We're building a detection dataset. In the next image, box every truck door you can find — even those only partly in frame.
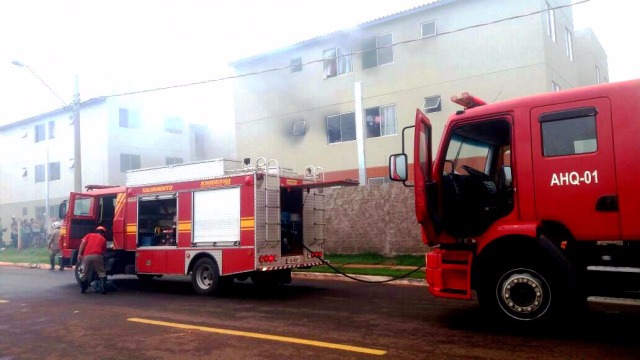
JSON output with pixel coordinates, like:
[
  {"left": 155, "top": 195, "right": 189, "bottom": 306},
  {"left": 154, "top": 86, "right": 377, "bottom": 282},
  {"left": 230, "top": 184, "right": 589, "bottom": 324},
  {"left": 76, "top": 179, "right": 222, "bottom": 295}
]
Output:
[
  {"left": 531, "top": 98, "right": 620, "bottom": 240},
  {"left": 413, "top": 109, "right": 437, "bottom": 245},
  {"left": 65, "top": 193, "right": 99, "bottom": 248}
]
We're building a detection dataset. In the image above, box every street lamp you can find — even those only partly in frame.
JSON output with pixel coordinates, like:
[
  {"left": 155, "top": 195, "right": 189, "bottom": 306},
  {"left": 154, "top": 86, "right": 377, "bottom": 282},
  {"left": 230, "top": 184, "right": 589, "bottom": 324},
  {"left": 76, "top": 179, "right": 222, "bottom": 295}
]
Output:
[{"left": 11, "top": 61, "right": 82, "bottom": 239}]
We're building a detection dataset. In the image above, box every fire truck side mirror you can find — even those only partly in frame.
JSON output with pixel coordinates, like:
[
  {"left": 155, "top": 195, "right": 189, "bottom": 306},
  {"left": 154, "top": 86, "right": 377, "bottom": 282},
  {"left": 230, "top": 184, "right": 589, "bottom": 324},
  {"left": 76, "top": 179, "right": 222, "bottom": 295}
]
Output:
[{"left": 389, "top": 153, "right": 408, "bottom": 182}]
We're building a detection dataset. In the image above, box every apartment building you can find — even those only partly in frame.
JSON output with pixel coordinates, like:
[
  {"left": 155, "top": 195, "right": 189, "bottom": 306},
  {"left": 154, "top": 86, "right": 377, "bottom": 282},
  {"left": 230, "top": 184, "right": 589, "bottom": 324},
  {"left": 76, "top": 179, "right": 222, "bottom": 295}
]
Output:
[
  {"left": 0, "top": 96, "right": 219, "bottom": 226},
  {"left": 231, "top": 0, "right": 608, "bottom": 184}
]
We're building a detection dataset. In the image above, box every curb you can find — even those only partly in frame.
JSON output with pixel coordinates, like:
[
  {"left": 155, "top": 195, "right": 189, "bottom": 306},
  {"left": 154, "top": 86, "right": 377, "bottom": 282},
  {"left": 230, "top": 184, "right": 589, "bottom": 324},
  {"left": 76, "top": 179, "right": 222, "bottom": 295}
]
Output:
[{"left": 0, "top": 262, "right": 427, "bottom": 287}]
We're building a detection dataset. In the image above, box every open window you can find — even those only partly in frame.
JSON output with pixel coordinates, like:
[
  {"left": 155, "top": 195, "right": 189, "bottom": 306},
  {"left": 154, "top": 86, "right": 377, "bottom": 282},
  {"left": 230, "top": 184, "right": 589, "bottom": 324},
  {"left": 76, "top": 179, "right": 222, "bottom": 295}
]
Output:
[{"left": 440, "top": 119, "right": 513, "bottom": 237}]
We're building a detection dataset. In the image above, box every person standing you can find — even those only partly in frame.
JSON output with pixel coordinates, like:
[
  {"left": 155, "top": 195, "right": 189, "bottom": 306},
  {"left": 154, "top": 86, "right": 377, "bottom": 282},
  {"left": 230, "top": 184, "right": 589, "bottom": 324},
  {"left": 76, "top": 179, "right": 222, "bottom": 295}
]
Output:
[
  {"left": 78, "top": 226, "right": 108, "bottom": 294},
  {"left": 47, "top": 222, "right": 63, "bottom": 271},
  {"left": 10, "top": 217, "right": 18, "bottom": 248},
  {"left": 0, "top": 217, "right": 6, "bottom": 247}
]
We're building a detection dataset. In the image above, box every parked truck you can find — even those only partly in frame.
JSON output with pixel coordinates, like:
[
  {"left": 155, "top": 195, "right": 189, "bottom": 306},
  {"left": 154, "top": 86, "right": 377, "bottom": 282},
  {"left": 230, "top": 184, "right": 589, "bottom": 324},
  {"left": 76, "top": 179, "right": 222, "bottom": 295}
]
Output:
[
  {"left": 58, "top": 157, "right": 356, "bottom": 294},
  {"left": 389, "top": 79, "right": 640, "bottom": 324}
]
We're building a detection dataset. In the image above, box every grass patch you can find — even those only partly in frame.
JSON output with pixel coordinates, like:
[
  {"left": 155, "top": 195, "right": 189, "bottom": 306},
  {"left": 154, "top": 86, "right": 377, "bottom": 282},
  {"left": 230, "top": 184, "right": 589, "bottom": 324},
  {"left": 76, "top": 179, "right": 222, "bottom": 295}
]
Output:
[
  {"left": 0, "top": 247, "right": 49, "bottom": 264},
  {"left": 295, "top": 265, "right": 425, "bottom": 279},
  {"left": 324, "top": 253, "right": 424, "bottom": 266}
]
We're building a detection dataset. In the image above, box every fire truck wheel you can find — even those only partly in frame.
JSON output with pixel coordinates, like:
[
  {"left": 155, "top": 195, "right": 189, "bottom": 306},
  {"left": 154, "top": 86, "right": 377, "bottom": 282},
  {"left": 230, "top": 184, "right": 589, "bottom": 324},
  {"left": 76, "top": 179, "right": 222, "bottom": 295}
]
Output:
[
  {"left": 478, "top": 259, "right": 560, "bottom": 324},
  {"left": 191, "top": 258, "right": 220, "bottom": 295},
  {"left": 74, "top": 261, "right": 96, "bottom": 287}
]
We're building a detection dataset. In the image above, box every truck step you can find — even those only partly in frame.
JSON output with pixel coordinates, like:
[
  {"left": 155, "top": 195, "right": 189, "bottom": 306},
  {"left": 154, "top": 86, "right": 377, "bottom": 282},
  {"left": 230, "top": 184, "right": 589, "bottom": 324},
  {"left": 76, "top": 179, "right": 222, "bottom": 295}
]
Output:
[
  {"left": 587, "top": 266, "right": 640, "bottom": 273},
  {"left": 587, "top": 296, "right": 640, "bottom": 306}
]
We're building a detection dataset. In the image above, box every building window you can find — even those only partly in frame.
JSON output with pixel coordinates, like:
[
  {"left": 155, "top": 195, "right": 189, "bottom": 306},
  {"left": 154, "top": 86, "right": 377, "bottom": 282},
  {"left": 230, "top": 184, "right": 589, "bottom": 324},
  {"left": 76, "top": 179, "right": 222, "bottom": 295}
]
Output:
[
  {"left": 368, "top": 177, "right": 391, "bottom": 185},
  {"left": 540, "top": 107, "right": 597, "bottom": 157},
  {"left": 552, "top": 82, "right": 561, "bottom": 92},
  {"left": 421, "top": 20, "right": 437, "bottom": 38},
  {"left": 365, "top": 104, "right": 396, "bottom": 138},
  {"left": 35, "top": 164, "right": 45, "bottom": 183},
  {"left": 546, "top": 2, "right": 556, "bottom": 42},
  {"left": 164, "top": 116, "right": 183, "bottom": 134},
  {"left": 362, "top": 33, "right": 393, "bottom": 69},
  {"left": 49, "top": 162, "right": 60, "bottom": 181},
  {"left": 292, "top": 120, "right": 306, "bottom": 136},
  {"left": 23, "top": 207, "right": 28, "bottom": 216},
  {"left": 120, "top": 153, "right": 141, "bottom": 172},
  {"left": 166, "top": 157, "right": 183, "bottom": 165},
  {"left": 327, "top": 112, "right": 356, "bottom": 144},
  {"left": 290, "top": 57, "right": 302, "bottom": 73},
  {"left": 35, "top": 124, "right": 45, "bottom": 143},
  {"left": 48, "top": 121, "right": 55, "bottom": 139},
  {"left": 119, "top": 108, "right": 140, "bottom": 128},
  {"left": 323, "top": 47, "right": 352, "bottom": 79},
  {"left": 195, "top": 131, "right": 206, "bottom": 160},
  {"left": 596, "top": 66, "right": 601, "bottom": 84},
  {"left": 423, "top": 95, "right": 442, "bottom": 113},
  {"left": 36, "top": 162, "right": 61, "bottom": 182},
  {"left": 565, "top": 28, "right": 573, "bottom": 61}
]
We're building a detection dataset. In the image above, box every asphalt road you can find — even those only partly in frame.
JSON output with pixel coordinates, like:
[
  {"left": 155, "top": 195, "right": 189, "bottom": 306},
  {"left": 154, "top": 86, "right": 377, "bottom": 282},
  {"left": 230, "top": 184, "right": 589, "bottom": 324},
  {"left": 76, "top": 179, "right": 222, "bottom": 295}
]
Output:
[{"left": 1, "top": 266, "right": 640, "bottom": 359}]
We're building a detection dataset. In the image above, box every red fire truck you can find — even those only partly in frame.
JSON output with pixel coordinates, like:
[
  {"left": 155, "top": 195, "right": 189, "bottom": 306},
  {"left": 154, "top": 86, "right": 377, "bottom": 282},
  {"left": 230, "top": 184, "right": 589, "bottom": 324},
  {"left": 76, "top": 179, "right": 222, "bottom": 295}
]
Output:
[
  {"left": 389, "top": 79, "right": 640, "bottom": 324},
  {"left": 58, "top": 157, "right": 356, "bottom": 294}
]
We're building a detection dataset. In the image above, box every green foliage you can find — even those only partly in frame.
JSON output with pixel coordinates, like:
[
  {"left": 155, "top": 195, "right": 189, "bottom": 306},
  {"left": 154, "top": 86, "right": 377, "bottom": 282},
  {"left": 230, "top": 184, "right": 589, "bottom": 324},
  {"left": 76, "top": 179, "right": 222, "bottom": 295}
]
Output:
[{"left": 0, "top": 247, "right": 49, "bottom": 264}]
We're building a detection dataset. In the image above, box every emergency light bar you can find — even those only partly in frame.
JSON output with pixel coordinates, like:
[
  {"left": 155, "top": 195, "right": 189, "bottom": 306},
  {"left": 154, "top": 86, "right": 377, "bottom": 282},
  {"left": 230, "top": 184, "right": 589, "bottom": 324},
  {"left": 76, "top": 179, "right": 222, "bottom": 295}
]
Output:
[{"left": 450, "top": 92, "right": 487, "bottom": 109}]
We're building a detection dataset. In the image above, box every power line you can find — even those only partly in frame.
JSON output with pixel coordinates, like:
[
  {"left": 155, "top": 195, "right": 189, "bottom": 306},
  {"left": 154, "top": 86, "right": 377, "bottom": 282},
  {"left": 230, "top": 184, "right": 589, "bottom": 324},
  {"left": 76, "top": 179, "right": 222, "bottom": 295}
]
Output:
[{"left": 104, "top": 0, "right": 591, "bottom": 99}]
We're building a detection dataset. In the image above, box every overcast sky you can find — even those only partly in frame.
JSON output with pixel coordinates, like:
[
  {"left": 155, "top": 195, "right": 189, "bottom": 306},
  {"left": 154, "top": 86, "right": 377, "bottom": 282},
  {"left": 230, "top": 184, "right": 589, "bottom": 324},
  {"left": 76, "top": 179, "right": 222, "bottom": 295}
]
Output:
[{"left": 0, "top": 0, "right": 637, "bottom": 125}]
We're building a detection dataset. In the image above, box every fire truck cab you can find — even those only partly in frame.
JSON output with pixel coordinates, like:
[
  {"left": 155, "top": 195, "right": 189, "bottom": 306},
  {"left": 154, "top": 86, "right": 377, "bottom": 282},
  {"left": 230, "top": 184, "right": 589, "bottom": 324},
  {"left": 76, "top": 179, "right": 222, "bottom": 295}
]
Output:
[
  {"left": 390, "top": 79, "right": 640, "bottom": 324},
  {"left": 59, "top": 157, "right": 357, "bottom": 294}
]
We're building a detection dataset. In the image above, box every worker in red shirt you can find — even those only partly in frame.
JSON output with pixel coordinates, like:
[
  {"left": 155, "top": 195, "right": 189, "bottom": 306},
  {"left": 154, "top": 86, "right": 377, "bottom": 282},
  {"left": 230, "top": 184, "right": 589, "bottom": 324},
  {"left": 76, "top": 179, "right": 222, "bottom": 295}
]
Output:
[{"left": 78, "top": 226, "right": 108, "bottom": 294}]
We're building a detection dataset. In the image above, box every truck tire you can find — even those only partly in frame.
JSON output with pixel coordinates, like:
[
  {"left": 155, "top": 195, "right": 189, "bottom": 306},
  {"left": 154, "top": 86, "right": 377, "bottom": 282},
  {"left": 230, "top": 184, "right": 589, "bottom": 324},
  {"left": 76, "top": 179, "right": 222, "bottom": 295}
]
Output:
[
  {"left": 477, "top": 256, "right": 567, "bottom": 324},
  {"left": 75, "top": 261, "right": 95, "bottom": 286},
  {"left": 191, "top": 258, "right": 220, "bottom": 295}
]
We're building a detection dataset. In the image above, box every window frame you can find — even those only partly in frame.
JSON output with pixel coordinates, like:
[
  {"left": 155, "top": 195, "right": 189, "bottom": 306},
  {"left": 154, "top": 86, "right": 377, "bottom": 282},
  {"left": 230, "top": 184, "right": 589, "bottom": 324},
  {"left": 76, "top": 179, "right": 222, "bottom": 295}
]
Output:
[
  {"left": 290, "top": 57, "right": 302, "bottom": 73},
  {"left": 546, "top": 2, "right": 556, "bottom": 42},
  {"left": 48, "top": 121, "right": 55, "bottom": 139},
  {"left": 539, "top": 107, "right": 598, "bottom": 157},
  {"left": 164, "top": 116, "right": 183, "bottom": 134},
  {"left": 323, "top": 47, "right": 352, "bottom": 79},
  {"left": 119, "top": 108, "right": 140, "bottom": 128},
  {"left": 120, "top": 153, "right": 141, "bottom": 172},
  {"left": 365, "top": 104, "right": 397, "bottom": 138},
  {"left": 423, "top": 95, "right": 442, "bottom": 113},
  {"left": 34, "top": 124, "right": 45, "bottom": 143},
  {"left": 565, "top": 27, "right": 573, "bottom": 61},
  {"left": 326, "top": 112, "right": 356, "bottom": 144},
  {"left": 421, "top": 20, "right": 437, "bottom": 38},
  {"left": 165, "top": 157, "right": 183, "bottom": 165},
  {"left": 362, "top": 33, "right": 394, "bottom": 69}
]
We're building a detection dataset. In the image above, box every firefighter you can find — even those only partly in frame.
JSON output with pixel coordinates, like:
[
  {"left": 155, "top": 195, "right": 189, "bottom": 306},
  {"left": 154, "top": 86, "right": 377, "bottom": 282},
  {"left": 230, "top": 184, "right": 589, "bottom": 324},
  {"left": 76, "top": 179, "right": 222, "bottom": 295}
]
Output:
[
  {"left": 78, "top": 226, "right": 108, "bottom": 294},
  {"left": 47, "top": 221, "right": 63, "bottom": 271}
]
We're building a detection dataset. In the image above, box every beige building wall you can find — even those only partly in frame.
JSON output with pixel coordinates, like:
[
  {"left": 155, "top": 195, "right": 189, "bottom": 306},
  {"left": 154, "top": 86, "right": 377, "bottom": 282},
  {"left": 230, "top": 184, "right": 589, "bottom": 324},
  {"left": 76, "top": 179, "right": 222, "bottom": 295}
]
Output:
[{"left": 233, "top": 0, "right": 604, "bottom": 182}]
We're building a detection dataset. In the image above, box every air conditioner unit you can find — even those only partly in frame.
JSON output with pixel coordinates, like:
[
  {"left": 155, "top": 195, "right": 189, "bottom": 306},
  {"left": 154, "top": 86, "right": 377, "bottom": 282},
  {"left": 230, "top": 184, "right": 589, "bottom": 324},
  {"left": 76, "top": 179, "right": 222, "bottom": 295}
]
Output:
[{"left": 292, "top": 120, "right": 305, "bottom": 136}]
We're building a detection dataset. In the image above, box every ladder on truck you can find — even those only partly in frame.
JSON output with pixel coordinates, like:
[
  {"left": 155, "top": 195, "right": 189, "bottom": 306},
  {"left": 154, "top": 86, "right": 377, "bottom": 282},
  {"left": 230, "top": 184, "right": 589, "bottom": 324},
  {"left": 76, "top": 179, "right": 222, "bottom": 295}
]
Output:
[
  {"left": 304, "top": 165, "right": 327, "bottom": 245},
  {"left": 259, "top": 158, "right": 281, "bottom": 248}
]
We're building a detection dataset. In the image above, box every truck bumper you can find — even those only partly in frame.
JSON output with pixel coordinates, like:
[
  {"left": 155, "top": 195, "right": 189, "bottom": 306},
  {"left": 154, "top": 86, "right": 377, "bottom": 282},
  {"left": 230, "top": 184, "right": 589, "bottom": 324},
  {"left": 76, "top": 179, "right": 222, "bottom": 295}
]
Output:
[{"left": 426, "top": 249, "right": 473, "bottom": 300}]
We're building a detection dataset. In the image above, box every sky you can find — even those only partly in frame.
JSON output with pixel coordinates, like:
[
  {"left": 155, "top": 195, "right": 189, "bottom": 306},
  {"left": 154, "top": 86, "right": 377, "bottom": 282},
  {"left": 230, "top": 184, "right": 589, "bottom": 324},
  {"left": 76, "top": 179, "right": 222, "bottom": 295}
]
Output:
[{"left": 0, "top": 0, "right": 638, "bottom": 126}]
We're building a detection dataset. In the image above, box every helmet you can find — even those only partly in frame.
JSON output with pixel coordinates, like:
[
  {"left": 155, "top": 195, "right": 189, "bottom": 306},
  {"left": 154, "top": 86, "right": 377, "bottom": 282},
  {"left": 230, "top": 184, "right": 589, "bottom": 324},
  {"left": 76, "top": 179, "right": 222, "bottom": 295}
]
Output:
[
  {"left": 52, "top": 221, "right": 61, "bottom": 229},
  {"left": 96, "top": 226, "right": 107, "bottom": 233}
]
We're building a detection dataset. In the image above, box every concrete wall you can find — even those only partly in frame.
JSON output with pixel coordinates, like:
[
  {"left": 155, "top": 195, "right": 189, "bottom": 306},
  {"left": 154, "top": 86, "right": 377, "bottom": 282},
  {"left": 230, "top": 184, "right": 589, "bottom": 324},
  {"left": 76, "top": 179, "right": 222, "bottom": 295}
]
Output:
[{"left": 324, "top": 183, "right": 425, "bottom": 255}]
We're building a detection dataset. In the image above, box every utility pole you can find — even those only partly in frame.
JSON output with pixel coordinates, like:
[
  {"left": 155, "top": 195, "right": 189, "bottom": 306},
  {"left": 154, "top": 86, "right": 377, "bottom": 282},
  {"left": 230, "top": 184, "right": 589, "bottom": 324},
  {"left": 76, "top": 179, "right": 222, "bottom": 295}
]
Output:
[
  {"left": 354, "top": 82, "right": 366, "bottom": 186},
  {"left": 72, "top": 75, "right": 82, "bottom": 192}
]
